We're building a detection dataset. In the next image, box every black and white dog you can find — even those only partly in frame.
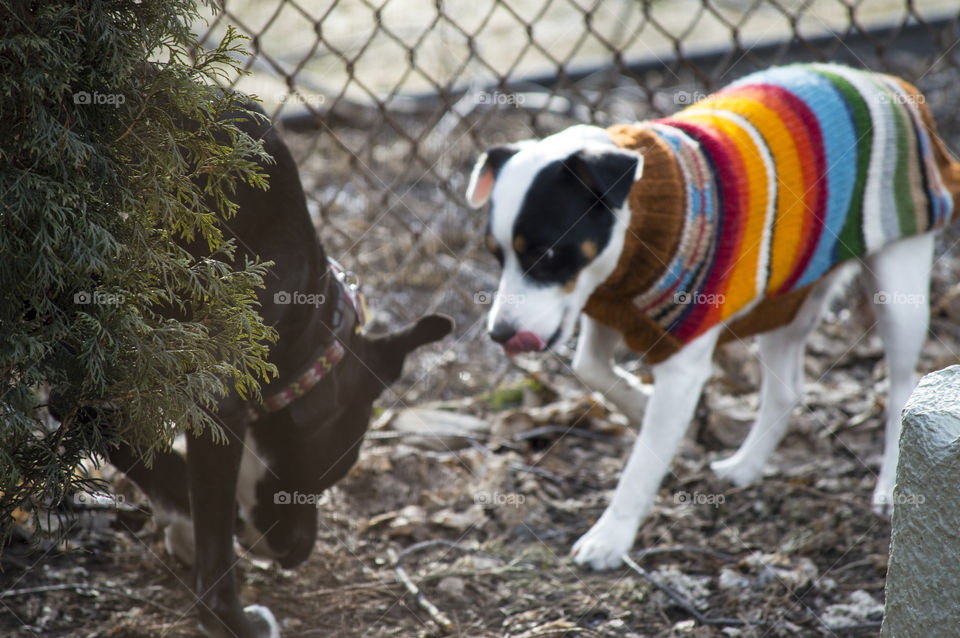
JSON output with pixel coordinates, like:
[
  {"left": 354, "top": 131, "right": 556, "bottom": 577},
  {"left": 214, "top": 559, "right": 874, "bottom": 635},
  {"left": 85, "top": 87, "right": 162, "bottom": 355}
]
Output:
[
  {"left": 466, "top": 65, "right": 960, "bottom": 570},
  {"left": 55, "top": 103, "right": 452, "bottom": 638}
]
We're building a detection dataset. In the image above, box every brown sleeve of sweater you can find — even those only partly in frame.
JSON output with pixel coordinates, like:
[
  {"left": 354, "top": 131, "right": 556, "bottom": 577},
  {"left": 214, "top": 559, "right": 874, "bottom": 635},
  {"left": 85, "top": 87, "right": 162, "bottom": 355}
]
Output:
[{"left": 582, "top": 124, "right": 686, "bottom": 363}]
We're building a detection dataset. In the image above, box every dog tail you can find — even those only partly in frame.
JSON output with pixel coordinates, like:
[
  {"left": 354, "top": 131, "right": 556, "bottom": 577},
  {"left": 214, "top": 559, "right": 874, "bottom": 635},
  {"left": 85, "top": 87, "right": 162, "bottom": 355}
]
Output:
[{"left": 900, "top": 79, "right": 960, "bottom": 223}]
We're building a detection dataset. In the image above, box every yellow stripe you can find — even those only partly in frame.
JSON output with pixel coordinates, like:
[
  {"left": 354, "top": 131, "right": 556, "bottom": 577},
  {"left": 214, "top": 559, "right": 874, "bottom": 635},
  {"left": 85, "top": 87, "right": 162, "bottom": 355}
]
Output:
[{"left": 679, "top": 94, "right": 805, "bottom": 294}]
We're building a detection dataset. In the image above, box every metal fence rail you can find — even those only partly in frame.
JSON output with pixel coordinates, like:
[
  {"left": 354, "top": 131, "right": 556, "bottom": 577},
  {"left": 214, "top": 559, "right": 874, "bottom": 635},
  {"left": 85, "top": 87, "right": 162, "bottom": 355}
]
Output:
[{"left": 193, "top": 1, "right": 960, "bottom": 402}]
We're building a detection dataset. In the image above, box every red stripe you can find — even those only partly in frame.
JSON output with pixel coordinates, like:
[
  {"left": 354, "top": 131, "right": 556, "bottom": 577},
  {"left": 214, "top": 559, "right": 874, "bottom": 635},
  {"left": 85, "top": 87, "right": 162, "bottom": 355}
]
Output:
[{"left": 666, "top": 120, "right": 747, "bottom": 342}]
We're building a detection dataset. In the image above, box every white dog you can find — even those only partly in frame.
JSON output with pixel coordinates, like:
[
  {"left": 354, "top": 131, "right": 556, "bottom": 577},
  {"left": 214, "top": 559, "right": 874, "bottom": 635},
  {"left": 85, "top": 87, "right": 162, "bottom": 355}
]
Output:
[{"left": 466, "top": 63, "right": 959, "bottom": 569}]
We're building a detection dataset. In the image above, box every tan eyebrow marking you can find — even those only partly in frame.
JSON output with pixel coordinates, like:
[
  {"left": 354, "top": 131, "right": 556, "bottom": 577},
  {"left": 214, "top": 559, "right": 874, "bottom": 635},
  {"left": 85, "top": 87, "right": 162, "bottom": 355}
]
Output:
[
  {"left": 582, "top": 239, "right": 598, "bottom": 260},
  {"left": 513, "top": 234, "right": 527, "bottom": 254},
  {"left": 486, "top": 234, "right": 497, "bottom": 253}
]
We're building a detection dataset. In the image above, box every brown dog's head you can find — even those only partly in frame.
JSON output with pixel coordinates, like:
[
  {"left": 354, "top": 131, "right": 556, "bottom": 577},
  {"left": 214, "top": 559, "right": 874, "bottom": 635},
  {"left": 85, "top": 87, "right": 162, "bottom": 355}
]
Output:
[{"left": 238, "top": 312, "right": 453, "bottom": 567}]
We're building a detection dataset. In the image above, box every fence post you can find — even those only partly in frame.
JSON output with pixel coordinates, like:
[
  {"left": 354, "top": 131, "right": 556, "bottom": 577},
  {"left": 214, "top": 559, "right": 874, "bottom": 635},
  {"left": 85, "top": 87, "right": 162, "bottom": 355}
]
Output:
[{"left": 882, "top": 365, "right": 960, "bottom": 637}]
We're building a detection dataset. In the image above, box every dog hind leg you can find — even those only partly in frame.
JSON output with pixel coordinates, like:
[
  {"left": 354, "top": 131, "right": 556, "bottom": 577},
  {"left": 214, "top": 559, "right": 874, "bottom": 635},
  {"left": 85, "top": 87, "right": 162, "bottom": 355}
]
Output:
[
  {"left": 863, "top": 232, "right": 934, "bottom": 513},
  {"left": 711, "top": 266, "right": 847, "bottom": 485},
  {"left": 572, "top": 323, "right": 721, "bottom": 570}
]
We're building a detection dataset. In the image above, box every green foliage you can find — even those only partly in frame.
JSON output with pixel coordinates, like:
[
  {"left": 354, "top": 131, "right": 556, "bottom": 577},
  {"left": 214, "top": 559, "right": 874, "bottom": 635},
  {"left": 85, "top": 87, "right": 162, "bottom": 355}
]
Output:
[{"left": 0, "top": 1, "right": 278, "bottom": 536}]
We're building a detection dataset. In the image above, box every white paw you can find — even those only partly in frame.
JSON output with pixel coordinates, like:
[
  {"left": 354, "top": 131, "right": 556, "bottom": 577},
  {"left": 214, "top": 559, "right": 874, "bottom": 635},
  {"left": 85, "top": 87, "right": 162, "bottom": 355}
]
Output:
[
  {"left": 571, "top": 510, "right": 639, "bottom": 571},
  {"left": 244, "top": 604, "right": 281, "bottom": 638},
  {"left": 710, "top": 454, "right": 762, "bottom": 487},
  {"left": 871, "top": 481, "right": 895, "bottom": 516}
]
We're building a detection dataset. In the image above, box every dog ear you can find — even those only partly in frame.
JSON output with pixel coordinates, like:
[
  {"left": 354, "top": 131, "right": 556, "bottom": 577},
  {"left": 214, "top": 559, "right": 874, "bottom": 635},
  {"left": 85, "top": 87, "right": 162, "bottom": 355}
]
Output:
[
  {"left": 465, "top": 145, "right": 522, "bottom": 208},
  {"left": 561, "top": 147, "right": 643, "bottom": 209},
  {"left": 365, "top": 314, "right": 455, "bottom": 385}
]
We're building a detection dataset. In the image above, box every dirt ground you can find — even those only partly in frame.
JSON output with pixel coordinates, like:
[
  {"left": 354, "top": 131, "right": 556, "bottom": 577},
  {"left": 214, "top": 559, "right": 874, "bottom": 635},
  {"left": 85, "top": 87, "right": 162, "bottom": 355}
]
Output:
[
  {"left": 6, "top": 244, "right": 960, "bottom": 636},
  {"left": 6, "top": 55, "right": 960, "bottom": 638}
]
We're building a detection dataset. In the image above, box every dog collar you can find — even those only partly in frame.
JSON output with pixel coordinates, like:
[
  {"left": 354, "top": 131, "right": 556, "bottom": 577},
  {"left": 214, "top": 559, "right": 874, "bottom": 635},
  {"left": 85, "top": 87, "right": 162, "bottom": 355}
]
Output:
[{"left": 260, "top": 259, "right": 367, "bottom": 414}]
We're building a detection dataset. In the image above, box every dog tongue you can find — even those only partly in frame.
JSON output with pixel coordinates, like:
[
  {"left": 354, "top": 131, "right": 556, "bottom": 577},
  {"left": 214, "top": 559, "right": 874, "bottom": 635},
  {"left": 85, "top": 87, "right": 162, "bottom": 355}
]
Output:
[{"left": 503, "top": 331, "right": 545, "bottom": 356}]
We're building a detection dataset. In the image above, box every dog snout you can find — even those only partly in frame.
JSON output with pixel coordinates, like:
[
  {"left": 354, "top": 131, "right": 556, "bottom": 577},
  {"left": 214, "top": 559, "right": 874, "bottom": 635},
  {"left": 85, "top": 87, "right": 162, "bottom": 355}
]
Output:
[{"left": 489, "top": 321, "right": 517, "bottom": 344}]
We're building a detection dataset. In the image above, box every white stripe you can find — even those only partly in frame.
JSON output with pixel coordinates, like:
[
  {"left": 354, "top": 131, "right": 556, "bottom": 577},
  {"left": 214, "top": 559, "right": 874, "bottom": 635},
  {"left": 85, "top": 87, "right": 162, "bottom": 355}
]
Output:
[{"left": 825, "top": 66, "right": 893, "bottom": 253}]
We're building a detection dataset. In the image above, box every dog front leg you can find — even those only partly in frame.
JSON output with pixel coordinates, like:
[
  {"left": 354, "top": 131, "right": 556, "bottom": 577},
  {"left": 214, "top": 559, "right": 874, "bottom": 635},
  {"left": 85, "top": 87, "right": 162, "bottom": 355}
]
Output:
[
  {"left": 572, "top": 316, "right": 652, "bottom": 424},
  {"left": 572, "top": 325, "right": 720, "bottom": 570},
  {"left": 186, "top": 415, "right": 280, "bottom": 638}
]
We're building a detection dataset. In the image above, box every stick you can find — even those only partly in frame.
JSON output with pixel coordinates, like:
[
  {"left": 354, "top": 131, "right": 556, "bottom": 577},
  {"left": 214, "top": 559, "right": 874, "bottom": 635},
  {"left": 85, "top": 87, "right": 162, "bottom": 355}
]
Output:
[
  {"left": 390, "top": 548, "right": 456, "bottom": 634},
  {"left": 621, "top": 554, "right": 757, "bottom": 627}
]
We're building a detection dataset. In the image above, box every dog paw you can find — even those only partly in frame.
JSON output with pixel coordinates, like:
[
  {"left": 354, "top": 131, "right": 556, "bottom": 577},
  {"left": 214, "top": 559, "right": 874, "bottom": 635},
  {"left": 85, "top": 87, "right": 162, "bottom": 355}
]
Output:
[
  {"left": 244, "top": 605, "right": 281, "bottom": 638},
  {"left": 710, "top": 455, "right": 762, "bottom": 487},
  {"left": 571, "top": 510, "right": 639, "bottom": 571}
]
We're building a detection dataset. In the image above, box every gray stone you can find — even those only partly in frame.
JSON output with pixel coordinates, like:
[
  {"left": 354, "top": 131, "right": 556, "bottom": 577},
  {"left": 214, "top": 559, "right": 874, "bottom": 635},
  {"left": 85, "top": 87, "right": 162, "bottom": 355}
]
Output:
[{"left": 882, "top": 366, "right": 960, "bottom": 637}]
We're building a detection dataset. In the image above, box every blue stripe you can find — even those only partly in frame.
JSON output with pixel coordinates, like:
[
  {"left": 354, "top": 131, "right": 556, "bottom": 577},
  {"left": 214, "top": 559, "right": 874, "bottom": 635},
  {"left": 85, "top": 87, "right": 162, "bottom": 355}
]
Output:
[
  {"left": 650, "top": 125, "right": 717, "bottom": 298},
  {"left": 744, "top": 66, "right": 859, "bottom": 288}
]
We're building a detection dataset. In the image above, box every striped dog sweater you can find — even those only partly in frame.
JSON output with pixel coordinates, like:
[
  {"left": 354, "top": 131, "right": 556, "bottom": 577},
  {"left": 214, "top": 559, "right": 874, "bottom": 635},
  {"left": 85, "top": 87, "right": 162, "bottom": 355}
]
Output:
[{"left": 584, "top": 63, "right": 960, "bottom": 363}]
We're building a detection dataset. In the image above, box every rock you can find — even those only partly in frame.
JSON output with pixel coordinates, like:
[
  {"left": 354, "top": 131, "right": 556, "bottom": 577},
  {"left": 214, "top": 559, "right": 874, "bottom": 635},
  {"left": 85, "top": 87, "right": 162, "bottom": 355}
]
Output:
[
  {"left": 883, "top": 366, "right": 960, "bottom": 637},
  {"left": 436, "top": 576, "right": 466, "bottom": 598}
]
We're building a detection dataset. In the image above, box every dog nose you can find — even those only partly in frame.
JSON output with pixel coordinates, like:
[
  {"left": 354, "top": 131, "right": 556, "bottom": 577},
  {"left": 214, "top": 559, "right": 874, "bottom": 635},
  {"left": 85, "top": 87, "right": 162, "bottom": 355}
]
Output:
[{"left": 489, "top": 322, "right": 516, "bottom": 344}]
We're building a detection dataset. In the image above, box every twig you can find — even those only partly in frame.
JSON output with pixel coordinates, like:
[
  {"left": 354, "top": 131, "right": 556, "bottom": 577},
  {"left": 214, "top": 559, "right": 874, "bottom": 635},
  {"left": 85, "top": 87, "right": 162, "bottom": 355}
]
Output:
[
  {"left": 390, "top": 547, "right": 456, "bottom": 634},
  {"left": 0, "top": 583, "right": 180, "bottom": 615},
  {"left": 621, "top": 554, "right": 760, "bottom": 628},
  {"left": 390, "top": 539, "right": 536, "bottom": 634},
  {"left": 364, "top": 430, "right": 489, "bottom": 443}
]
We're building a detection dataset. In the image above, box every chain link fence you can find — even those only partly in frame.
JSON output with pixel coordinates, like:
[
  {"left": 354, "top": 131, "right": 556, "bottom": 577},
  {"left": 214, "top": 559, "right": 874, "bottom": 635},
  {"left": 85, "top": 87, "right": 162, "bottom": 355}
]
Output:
[{"left": 192, "top": 0, "right": 960, "bottom": 404}]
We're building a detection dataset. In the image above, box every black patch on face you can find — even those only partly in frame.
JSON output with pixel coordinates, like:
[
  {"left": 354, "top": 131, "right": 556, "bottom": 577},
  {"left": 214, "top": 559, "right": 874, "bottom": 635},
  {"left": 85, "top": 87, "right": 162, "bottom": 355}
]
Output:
[{"left": 510, "top": 149, "right": 637, "bottom": 286}]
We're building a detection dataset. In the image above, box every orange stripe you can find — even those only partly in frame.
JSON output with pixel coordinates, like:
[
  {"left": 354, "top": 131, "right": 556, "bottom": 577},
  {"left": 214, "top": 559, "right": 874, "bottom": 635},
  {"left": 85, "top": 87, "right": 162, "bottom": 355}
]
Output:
[
  {"left": 680, "top": 112, "right": 769, "bottom": 320},
  {"left": 685, "top": 91, "right": 808, "bottom": 293}
]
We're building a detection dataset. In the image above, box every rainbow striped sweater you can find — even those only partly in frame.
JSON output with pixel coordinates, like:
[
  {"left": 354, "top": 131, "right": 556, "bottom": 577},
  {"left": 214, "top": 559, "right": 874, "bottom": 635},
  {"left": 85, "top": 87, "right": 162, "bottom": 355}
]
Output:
[{"left": 584, "top": 63, "right": 960, "bottom": 363}]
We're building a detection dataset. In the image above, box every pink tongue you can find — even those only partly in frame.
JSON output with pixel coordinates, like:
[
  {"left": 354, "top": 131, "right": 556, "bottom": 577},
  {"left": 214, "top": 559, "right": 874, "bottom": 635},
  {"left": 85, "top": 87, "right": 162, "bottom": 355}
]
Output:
[{"left": 503, "top": 330, "right": 545, "bottom": 356}]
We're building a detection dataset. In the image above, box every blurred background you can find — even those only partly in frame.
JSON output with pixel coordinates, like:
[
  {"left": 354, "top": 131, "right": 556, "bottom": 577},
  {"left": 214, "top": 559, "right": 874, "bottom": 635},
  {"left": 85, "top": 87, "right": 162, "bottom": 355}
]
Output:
[{"left": 188, "top": 0, "right": 960, "bottom": 406}]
